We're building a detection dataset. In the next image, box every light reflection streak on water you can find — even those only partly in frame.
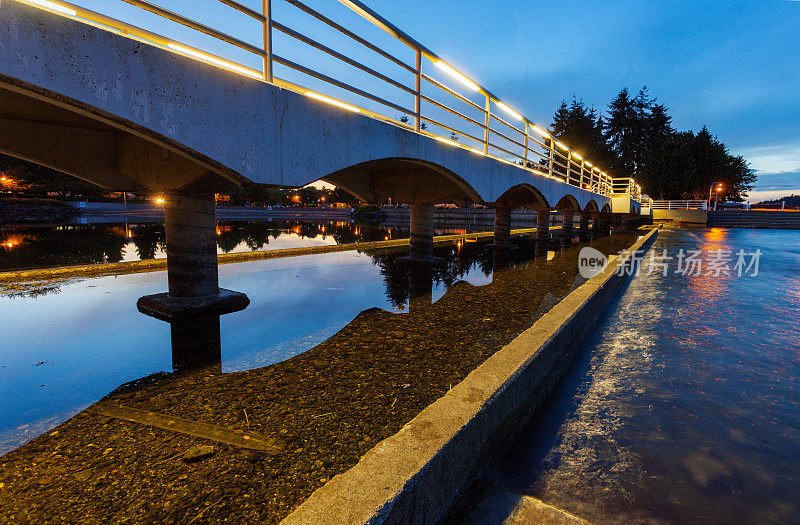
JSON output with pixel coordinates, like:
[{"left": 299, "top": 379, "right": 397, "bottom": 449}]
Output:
[
  {"left": 482, "top": 227, "right": 800, "bottom": 524},
  {"left": 528, "top": 270, "right": 663, "bottom": 518}
]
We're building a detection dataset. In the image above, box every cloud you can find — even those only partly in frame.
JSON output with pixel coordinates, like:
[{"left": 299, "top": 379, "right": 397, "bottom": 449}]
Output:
[
  {"left": 739, "top": 142, "right": 800, "bottom": 175},
  {"left": 745, "top": 189, "right": 800, "bottom": 202}
]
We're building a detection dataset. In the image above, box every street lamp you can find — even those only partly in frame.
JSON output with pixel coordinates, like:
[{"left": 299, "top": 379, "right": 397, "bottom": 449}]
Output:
[{"left": 709, "top": 183, "right": 723, "bottom": 210}]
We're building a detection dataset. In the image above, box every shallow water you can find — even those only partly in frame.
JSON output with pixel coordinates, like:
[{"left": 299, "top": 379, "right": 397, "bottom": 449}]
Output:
[
  {"left": 480, "top": 227, "right": 800, "bottom": 524},
  {"left": 0, "top": 226, "right": 611, "bottom": 455}
]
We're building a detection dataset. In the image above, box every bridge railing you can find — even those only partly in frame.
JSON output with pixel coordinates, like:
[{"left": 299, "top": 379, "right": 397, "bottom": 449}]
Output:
[
  {"left": 14, "top": 0, "right": 641, "bottom": 201},
  {"left": 651, "top": 200, "right": 708, "bottom": 210},
  {"left": 611, "top": 178, "right": 641, "bottom": 202}
]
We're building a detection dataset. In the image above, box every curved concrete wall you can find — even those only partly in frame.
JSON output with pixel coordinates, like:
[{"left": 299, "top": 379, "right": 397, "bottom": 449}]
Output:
[{"left": 0, "top": 2, "right": 609, "bottom": 210}]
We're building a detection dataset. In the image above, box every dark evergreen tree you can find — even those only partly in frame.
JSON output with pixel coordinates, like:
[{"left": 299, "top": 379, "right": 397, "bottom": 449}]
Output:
[
  {"left": 604, "top": 87, "right": 638, "bottom": 178},
  {"left": 545, "top": 86, "right": 755, "bottom": 201}
]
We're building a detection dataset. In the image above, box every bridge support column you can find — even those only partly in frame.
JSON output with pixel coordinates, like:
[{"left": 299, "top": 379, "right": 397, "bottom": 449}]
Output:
[
  {"left": 600, "top": 213, "right": 612, "bottom": 236},
  {"left": 591, "top": 212, "right": 602, "bottom": 238},
  {"left": 560, "top": 210, "right": 574, "bottom": 248},
  {"left": 621, "top": 213, "right": 639, "bottom": 232},
  {"left": 578, "top": 211, "right": 591, "bottom": 242},
  {"left": 490, "top": 207, "right": 511, "bottom": 250},
  {"left": 399, "top": 203, "right": 442, "bottom": 266},
  {"left": 137, "top": 191, "right": 249, "bottom": 321},
  {"left": 535, "top": 209, "right": 550, "bottom": 258}
]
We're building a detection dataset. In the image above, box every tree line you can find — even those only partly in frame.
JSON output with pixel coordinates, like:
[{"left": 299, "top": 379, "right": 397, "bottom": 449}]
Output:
[{"left": 544, "top": 87, "right": 755, "bottom": 201}]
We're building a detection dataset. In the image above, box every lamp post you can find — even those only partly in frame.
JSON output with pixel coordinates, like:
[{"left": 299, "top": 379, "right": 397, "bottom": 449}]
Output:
[{"left": 709, "top": 182, "right": 723, "bottom": 210}]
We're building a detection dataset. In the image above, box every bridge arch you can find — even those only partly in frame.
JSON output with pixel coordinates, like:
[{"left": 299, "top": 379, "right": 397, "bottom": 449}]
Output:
[
  {"left": 319, "top": 157, "right": 482, "bottom": 205},
  {"left": 554, "top": 194, "right": 581, "bottom": 212},
  {"left": 491, "top": 183, "right": 551, "bottom": 210},
  {"left": 583, "top": 199, "right": 600, "bottom": 213}
]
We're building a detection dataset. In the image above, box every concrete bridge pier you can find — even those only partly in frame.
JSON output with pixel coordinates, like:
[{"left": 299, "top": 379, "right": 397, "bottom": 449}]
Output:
[
  {"left": 489, "top": 207, "right": 512, "bottom": 250},
  {"left": 560, "top": 210, "right": 574, "bottom": 249},
  {"left": 578, "top": 211, "right": 591, "bottom": 242},
  {"left": 398, "top": 203, "right": 443, "bottom": 266},
  {"left": 600, "top": 213, "right": 612, "bottom": 236},
  {"left": 591, "top": 212, "right": 603, "bottom": 239},
  {"left": 535, "top": 209, "right": 551, "bottom": 258},
  {"left": 137, "top": 191, "right": 249, "bottom": 321},
  {"left": 621, "top": 213, "right": 639, "bottom": 232}
]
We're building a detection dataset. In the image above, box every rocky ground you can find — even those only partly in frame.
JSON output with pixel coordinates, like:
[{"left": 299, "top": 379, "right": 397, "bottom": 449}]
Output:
[{"left": 0, "top": 234, "right": 638, "bottom": 523}]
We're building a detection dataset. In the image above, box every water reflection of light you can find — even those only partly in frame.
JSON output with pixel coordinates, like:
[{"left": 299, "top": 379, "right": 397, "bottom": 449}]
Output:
[
  {"left": 2, "top": 235, "right": 26, "bottom": 249},
  {"left": 687, "top": 228, "right": 734, "bottom": 303},
  {"left": 787, "top": 279, "right": 800, "bottom": 302},
  {"left": 706, "top": 227, "right": 726, "bottom": 242}
]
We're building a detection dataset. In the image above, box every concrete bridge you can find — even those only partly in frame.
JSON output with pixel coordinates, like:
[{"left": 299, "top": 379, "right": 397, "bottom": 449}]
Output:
[{"left": 0, "top": 0, "right": 641, "bottom": 318}]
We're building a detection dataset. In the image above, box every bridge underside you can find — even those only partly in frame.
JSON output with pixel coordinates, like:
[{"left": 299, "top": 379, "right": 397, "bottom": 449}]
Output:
[{"left": 0, "top": 82, "right": 243, "bottom": 194}]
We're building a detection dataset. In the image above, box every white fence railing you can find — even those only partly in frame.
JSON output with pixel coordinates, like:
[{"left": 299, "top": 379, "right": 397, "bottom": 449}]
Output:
[{"left": 651, "top": 200, "right": 708, "bottom": 210}]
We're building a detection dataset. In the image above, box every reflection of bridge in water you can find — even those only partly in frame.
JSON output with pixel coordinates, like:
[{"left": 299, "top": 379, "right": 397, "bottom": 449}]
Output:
[{"left": 1, "top": 0, "right": 642, "bottom": 327}]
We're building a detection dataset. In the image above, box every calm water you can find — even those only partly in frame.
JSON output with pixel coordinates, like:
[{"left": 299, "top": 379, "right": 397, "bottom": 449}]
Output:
[
  {"left": 0, "top": 219, "right": 492, "bottom": 271},
  {"left": 477, "top": 227, "right": 800, "bottom": 524},
  {"left": 0, "top": 230, "right": 568, "bottom": 453}
]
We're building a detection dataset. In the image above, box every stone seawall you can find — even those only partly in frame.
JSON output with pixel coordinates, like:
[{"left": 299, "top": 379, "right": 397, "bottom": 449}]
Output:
[{"left": 283, "top": 227, "right": 659, "bottom": 525}]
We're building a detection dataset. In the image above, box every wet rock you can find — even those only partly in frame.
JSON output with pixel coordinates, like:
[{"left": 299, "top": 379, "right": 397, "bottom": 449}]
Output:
[
  {"left": 242, "top": 451, "right": 263, "bottom": 463},
  {"left": 73, "top": 470, "right": 92, "bottom": 483},
  {"left": 182, "top": 445, "right": 214, "bottom": 462}
]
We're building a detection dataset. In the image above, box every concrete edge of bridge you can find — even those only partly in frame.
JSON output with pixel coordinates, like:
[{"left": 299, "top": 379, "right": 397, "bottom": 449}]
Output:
[{"left": 281, "top": 226, "right": 660, "bottom": 525}]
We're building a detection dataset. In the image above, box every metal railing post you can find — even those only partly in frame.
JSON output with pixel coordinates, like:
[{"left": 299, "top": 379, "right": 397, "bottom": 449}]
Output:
[
  {"left": 580, "top": 159, "right": 585, "bottom": 188},
  {"left": 483, "top": 94, "right": 490, "bottom": 155},
  {"left": 262, "top": 0, "right": 273, "bottom": 82},
  {"left": 414, "top": 48, "right": 421, "bottom": 132},
  {"left": 523, "top": 123, "right": 529, "bottom": 167},
  {"left": 566, "top": 152, "right": 572, "bottom": 185}
]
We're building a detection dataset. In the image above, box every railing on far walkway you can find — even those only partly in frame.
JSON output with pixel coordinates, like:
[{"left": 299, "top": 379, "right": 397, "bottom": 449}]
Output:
[
  {"left": 651, "top": 200, "right": 708, "bottom": 210},
  {"left": 12, "top": 0, "right": 644, "bottom": 201}
]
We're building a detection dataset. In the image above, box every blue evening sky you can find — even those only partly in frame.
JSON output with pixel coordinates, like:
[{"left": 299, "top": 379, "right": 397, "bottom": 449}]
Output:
[{"left": 67, "top": 0, "right": 800, "bottom": 200}]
